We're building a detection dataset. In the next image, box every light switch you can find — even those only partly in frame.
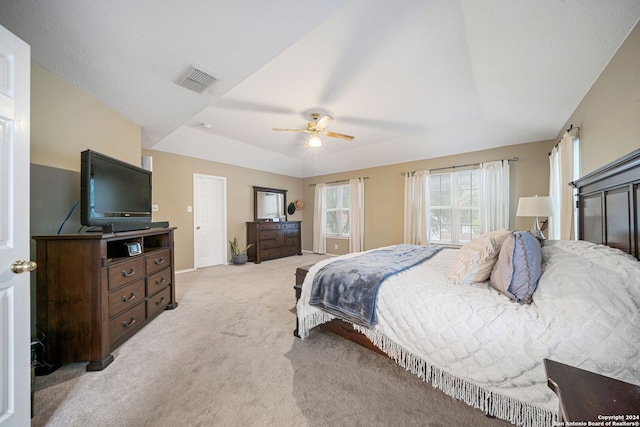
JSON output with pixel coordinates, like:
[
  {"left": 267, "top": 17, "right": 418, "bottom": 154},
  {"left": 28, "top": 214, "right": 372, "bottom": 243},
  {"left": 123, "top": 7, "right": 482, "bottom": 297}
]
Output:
[{"left": 152, "top": 204, "right": 159, "bottom": 212}]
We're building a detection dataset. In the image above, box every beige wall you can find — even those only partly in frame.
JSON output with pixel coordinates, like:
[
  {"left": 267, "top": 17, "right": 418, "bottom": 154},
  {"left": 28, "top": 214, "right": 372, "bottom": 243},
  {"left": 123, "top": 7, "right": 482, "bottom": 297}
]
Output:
[
  {"left": 31, "top": 63, "right": 141, "bottom": 169},
  {"left": 303, "top": 139, "right": 556, "bottom": 255},
  {"left": 141, "top": 150, "right": 303, "bottom": 271},
  {"left": 559, "top": 22, "right": 640, "bottom": 176}
]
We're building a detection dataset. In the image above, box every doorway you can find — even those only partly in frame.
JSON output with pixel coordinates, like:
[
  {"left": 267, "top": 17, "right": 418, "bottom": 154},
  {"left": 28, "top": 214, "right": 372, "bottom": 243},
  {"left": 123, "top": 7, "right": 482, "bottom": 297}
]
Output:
[{"left": 193, "top": 174, "right": 227, "bottom": 268}]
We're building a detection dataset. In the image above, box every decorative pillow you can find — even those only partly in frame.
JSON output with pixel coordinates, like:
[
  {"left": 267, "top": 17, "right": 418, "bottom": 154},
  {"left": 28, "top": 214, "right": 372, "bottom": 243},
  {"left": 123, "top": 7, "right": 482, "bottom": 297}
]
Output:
[
  {"left": 449, "top": 229, "right": 510, "bottom": 284},
  {"left": 489, "top": 231, "right": 542, "bottom": 304}
]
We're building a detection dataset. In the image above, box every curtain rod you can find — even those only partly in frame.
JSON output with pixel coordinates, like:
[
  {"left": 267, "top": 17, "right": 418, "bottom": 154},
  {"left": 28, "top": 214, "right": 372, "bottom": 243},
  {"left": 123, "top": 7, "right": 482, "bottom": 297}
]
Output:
[
  {"left": 309, "top": 177, "right": 369, "bottom": 187},
  {"left": 400, "top": 157, "right": 518, "bottom": 176},
  {"left": 549, "top": 124, "right": 581, "bottom": 155}
]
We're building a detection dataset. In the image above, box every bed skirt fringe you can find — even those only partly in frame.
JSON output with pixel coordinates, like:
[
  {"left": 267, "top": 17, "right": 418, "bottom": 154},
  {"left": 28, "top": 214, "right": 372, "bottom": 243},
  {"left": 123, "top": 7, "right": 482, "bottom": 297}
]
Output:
[
  {"left": 351, "top": 324, "right": 556, "bottom": 427},
  {"left": 298, "top": 310, "right": 335, "bottom": 339}
]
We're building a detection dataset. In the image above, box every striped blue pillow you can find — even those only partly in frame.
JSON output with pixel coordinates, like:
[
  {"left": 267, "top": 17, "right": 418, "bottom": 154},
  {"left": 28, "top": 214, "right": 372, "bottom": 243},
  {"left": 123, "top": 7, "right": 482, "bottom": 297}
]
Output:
[{"left": 489, "top": 231, "right": 542, "bottom": 304}]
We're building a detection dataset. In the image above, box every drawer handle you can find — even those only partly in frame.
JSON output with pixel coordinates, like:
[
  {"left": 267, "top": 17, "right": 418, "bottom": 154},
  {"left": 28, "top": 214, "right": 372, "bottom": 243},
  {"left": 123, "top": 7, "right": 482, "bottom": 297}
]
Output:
[
  {"left": 155, "top": 277, "right": 165, "bottom": 285},
  {"left": 154, "top": 257, "right": 165, "bottom": 265},
  {"left": 121, "top": 267, "right": 136, "bottom": 277},
  {"left": 121, "top": 291, "right": 136, "bottom": 302},
  {"left": 155, "top": 297, "right": 165, "bottom": 306},
  {"left": 122, "top": 315, "right": 136, "bottom": 328}
]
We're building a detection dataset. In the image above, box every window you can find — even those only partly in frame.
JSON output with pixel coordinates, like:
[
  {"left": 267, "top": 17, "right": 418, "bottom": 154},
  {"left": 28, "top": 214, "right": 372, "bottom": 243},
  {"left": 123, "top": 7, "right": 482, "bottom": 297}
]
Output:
[
  {"left": 429, "top": 169, "right": 480, "bottom": 244},
  {"left": 325, "top": 184, "right": 350, "bottom": 237}
]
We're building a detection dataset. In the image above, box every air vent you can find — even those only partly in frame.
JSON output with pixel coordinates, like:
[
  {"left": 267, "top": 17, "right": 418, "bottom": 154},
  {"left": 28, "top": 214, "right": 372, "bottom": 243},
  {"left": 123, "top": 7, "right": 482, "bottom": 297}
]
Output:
[{"left": 175, "top": 66, "right": 216, "bottom": 94}]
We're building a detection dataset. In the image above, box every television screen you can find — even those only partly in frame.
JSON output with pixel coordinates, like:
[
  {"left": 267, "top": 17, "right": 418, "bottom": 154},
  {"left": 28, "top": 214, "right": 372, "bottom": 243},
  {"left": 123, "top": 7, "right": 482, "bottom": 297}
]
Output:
[{"left": 80, "top": 150, "right": 152, "bottom": 229}]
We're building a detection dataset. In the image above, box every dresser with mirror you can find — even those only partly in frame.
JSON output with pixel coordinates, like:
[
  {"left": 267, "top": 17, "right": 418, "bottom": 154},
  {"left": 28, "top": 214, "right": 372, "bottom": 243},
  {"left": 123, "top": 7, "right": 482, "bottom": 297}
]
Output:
[{"left": 246, "top": 186, "right": 302, "bottom": 263}]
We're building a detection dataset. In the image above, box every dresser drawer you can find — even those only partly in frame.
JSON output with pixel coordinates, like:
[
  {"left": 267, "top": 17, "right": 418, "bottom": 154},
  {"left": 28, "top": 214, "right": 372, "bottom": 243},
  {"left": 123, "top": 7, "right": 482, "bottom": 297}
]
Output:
[
  {"left": 260, "top": 239, "right": 278, "bottom": 249},
  {"left": 146, "top": 267, "right": 172, "bottom": 296},
  {"left": 147, "top": 286, "right": 171, "bottom": 319},
  {"left": 282, "top": 246, "right": 299, "bottom": 256},
  {"left": 281, "top": 222, "right": 299, "bottom": 230},
  {"left": 261, "top": 248, "right": 282, "bottom": 259},
  {"left": 108, "top": 279, "right": 145, "bottom": 319},
  {"left": 109, "top": 302, "right": 146, "bottom": 347},
  {"left": 259, "top": 230, "right": 279, "bottom": 240},
  {"left": 108, "top": 257, "right": 146, "bottom": 291},
  {"left": 146, "top": 249, "right": 171, "bottom": 274},
  {"left": 285, "top": 237, "right": 299, "bottom": 246},
  {"left": 259, "top": 222, "right": 281, "bottom": 230},
  {"left": 286, "top": 229, "right": 300, "bottom": 238}
]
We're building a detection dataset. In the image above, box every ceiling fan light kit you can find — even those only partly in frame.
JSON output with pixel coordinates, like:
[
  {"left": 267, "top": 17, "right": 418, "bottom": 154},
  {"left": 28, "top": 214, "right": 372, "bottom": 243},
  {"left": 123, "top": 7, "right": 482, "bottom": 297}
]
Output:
[
  {"left": 273, "top": 112, "right": 354, "bottom": 148},
  {"left": 307, "top": 135, "right": 322, "bottom": 147}
]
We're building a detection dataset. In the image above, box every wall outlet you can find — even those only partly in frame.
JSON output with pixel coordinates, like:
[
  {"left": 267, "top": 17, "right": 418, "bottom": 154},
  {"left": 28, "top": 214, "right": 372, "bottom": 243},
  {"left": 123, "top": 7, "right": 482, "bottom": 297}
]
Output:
[
  {"left": 152, "top": 204, "right": 159, "bottom": 212},
  {"left": 334, "top": 244, "right": 338, "bottom": 250},
  {"left": 187, "top": 206, "right": 192, "bottom": 212}
]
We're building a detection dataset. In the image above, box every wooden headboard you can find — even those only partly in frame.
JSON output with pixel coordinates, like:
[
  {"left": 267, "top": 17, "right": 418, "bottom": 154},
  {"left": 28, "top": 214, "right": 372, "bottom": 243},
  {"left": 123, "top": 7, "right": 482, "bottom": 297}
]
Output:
[{"left": 571, "top": 148, "right": 640, "bottom": 260}]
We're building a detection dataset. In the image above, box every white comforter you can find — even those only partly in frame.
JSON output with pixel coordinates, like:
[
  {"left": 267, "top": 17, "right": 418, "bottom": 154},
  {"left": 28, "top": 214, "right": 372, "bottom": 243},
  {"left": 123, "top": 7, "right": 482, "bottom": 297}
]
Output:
[{"left": 296, "top": 240, "right": 640, "bottom": 427}]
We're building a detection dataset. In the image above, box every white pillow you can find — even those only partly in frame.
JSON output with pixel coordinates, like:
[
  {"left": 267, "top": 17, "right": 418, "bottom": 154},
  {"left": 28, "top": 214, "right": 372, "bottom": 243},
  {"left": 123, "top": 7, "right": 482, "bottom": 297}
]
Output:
[{"left": 449, "top": 229, "right": 510, "bottom": 284}]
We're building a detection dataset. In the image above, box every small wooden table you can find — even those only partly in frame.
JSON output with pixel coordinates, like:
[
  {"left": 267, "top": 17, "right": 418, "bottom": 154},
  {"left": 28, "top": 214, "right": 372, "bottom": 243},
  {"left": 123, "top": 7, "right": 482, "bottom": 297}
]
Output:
[{"left": 544, "top": 358, "right": 640, "bottom": 423}]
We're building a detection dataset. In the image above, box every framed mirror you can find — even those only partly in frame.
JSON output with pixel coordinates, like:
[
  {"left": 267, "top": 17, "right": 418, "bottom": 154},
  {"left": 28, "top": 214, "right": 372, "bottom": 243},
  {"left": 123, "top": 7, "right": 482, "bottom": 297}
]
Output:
[{"left": 254, "top": 186, "right": 287, "bottom": 221}]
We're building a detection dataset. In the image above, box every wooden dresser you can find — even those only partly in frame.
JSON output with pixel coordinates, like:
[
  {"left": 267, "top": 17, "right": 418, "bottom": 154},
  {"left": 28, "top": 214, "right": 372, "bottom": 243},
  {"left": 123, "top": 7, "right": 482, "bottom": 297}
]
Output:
[
  {"left": 246, "top": 221, "right": 302, "bottom": 263},
  {"left": 34, "top": 227, "right": 178, "bottom": 371}
]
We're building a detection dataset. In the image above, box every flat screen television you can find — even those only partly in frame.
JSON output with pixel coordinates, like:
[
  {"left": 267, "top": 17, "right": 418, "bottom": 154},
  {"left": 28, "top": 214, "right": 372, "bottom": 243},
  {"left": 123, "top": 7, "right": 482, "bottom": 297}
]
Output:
[{"left": 80, "top": 149, "right": 152, "bottom": 230}]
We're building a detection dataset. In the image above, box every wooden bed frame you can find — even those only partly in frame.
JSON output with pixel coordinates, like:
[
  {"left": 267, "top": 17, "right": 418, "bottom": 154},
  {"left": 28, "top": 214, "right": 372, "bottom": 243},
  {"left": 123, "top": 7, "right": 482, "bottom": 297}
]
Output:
[
  {"left": 571, "top": 148, "right": 640, "bottom": 259},
  {"left": 294, "top": 147, "right": 640, "bottom": 349}
]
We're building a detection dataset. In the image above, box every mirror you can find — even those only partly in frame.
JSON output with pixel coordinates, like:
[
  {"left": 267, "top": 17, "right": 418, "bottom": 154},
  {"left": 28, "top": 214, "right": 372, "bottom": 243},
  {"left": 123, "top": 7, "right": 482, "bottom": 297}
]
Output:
[{"left": 254, "top": 186, "right": 287, "bottom": 221}]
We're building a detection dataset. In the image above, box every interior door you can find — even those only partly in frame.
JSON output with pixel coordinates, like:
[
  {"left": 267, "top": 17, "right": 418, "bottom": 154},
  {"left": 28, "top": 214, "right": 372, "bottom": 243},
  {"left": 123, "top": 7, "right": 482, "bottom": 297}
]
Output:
[
  {"left": 193, "top": 174, "right": 227, "bottom": 268},
  {"left": 0, "top": 25, "right": 32, "bottom": 426}
]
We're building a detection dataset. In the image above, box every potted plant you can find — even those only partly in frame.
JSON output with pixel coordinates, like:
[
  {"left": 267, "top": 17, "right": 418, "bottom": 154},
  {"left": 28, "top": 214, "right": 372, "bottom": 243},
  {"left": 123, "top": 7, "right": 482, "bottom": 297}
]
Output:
[{"left": 229, "top": 237, "right": 253, "bottom": 265}]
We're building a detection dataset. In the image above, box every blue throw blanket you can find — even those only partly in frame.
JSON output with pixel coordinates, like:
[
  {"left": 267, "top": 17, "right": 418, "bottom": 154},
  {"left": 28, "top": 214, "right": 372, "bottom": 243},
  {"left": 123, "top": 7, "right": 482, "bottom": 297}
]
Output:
[{"left": 309, "top": 244, "right": 443, "bottom": 328}]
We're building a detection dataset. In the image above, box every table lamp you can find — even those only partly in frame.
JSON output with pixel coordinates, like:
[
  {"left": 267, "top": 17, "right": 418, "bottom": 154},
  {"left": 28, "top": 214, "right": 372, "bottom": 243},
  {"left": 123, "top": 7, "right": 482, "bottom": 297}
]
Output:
[{"left": 516, "top": 195, "right": 553, "bottom": 240}]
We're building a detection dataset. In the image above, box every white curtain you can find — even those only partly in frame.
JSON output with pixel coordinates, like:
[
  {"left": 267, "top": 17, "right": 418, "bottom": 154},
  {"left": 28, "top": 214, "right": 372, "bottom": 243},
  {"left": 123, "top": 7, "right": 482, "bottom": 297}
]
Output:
[
  {"left": 548, "top": 131, "right": 576, "bottom": 240},
  {"left": 403, "top": 170, "right": 429, "bottom": 245},
  {"left": 479, "top": 160, "right": 510, "bottom": 232},
  {"left": 349, "top": 178, "right": 365, "bottom": 252},
  {"left": 312, "top": 183, "right": 326, "bottom": 254}
]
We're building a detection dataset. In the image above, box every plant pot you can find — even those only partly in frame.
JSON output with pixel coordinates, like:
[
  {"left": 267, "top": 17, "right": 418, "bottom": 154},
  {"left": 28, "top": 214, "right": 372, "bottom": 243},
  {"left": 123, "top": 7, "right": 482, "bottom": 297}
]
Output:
[{"left": 231, "top": 254, "right": 248, "bottom": 265}]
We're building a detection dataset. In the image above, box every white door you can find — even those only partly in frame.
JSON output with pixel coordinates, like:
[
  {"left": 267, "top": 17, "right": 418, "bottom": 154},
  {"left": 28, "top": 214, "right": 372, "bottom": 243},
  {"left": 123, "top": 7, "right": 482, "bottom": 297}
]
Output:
[
  {"left": 194, "top": 174, "right": 227, "bottom": 268},
  {"left": 0, "top": 25, "right": 32, "bottom": 426}
]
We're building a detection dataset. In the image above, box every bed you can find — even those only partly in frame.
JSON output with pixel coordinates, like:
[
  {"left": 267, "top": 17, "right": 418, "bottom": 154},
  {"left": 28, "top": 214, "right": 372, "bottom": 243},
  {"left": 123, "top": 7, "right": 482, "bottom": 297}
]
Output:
[{"left": 295, "top": 148, "right": 640, "bottom": 427}]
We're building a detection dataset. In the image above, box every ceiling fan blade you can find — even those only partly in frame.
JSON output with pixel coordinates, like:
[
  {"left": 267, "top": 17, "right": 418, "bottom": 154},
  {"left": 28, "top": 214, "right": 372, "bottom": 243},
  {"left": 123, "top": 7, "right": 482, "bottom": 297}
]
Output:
[
  {"left": 272, "top": 128, "right": 308, "bottom": 133},
  {"left": 315, "top": 115, "right": 333, "bottom": 130},
  {"left": 324, "top": 131, "right": 354, "bottom": 141}
]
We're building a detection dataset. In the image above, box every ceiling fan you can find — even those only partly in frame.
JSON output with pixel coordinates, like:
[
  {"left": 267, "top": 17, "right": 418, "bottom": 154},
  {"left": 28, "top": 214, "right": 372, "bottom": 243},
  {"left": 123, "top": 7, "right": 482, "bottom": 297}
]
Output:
[{"left": 272, "top": 113, "right": 355, "bottom": 147}]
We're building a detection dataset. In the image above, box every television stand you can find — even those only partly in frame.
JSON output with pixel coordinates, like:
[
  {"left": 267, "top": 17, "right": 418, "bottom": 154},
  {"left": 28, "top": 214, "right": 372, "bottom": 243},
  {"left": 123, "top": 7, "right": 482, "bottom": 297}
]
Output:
[
  {"left": 101, "top": 221, "right": 169, "bottom": 233},
  {"left": 34, "top": 227, "right": 177, "bottom": 371}
]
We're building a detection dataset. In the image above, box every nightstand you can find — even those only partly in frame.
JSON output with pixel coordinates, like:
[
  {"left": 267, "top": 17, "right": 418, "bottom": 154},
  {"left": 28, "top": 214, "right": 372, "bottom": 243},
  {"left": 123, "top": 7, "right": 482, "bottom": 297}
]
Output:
[{"left": 544, "top": 358, "right": 640, "bottom": 423}]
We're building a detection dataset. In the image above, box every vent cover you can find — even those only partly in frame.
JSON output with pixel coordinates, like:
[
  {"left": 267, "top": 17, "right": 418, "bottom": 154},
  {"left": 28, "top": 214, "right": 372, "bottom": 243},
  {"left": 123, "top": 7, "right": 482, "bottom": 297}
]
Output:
[{"left": 176, "top": 66, "right": 216, "bottom": 94}]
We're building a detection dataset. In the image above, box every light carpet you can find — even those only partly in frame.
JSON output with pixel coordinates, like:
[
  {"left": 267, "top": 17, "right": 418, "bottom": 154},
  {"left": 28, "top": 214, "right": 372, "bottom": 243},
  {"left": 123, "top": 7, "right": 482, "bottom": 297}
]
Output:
[{"left": 32, "top": 253, "right": 511, "bottom": 427}]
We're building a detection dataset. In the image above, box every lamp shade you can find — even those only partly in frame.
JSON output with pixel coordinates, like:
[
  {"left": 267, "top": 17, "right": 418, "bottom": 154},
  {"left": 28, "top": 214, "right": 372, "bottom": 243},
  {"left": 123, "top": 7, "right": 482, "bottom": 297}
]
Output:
[{"left": 516, "top": 196, "right": 553, "bottom": 217}]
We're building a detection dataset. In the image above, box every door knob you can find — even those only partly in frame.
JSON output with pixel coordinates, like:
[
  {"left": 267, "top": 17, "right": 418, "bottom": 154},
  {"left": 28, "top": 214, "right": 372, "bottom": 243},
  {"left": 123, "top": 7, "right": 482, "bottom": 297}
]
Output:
[
  {"left": 11, "top": 260, "right": 37, "bottom": 274},
  {"left": 196, "top": 226, "right": 200, "bottom": 229}
]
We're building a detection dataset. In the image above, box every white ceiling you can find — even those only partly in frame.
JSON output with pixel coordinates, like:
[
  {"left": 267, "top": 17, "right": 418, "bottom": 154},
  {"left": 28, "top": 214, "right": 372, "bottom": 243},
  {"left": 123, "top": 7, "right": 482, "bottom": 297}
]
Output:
[{"left": 2, "top": 1, "right": 640, "bottom": 177}]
